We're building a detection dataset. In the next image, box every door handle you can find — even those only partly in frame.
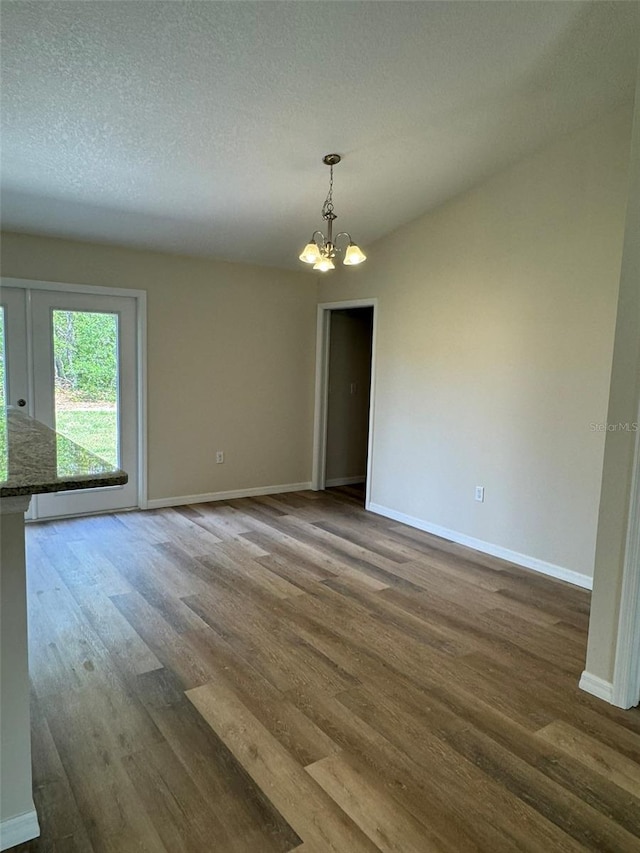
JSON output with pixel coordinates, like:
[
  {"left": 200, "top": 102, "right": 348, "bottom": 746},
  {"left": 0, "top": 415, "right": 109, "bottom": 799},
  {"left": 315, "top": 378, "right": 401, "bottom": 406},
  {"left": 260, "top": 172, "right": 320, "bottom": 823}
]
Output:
[{"left": 17, "top": 398, "right": 26, "bottom": 407}]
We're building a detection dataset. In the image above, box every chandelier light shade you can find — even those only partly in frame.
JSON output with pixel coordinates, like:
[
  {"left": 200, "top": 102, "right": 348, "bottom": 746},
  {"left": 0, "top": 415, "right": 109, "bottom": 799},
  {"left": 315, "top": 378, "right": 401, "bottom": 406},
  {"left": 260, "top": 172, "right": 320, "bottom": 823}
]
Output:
[
  {"left": 313, "top": 257, "right": 335, "bottom": 272},
  {"left": 298, "top": 154, "right": 366, "bottom": 272},
  {"left": 343, "top": 243, "right": 367, "bottom": 265},
  {"left": 299, "top": 242, "right": 322, "bottom": 264}
]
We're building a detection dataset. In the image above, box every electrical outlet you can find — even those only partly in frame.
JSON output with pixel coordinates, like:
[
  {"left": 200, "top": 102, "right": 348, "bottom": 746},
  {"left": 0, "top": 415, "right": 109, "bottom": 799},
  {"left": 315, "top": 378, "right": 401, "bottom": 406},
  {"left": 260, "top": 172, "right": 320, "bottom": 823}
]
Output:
[
  {"left": 216, "top": 451, "right": 224, "bottom": 464},
  {"left": 475, "top": 486, "right": 484, "bottom": 502}
]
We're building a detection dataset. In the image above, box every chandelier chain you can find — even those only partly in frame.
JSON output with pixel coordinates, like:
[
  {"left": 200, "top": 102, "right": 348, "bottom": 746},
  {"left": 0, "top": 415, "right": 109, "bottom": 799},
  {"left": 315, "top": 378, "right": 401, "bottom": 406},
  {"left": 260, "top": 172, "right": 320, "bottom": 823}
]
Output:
[{"left": 322, "top": 164, "right": 335, "bottom": 219}]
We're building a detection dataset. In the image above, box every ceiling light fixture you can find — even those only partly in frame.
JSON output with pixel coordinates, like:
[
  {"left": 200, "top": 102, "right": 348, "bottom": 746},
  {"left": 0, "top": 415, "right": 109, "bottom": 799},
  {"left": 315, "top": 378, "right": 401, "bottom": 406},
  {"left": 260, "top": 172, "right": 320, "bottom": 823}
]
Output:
[{"left": 299, "top": 154, "right": 366, "bottom": 272}]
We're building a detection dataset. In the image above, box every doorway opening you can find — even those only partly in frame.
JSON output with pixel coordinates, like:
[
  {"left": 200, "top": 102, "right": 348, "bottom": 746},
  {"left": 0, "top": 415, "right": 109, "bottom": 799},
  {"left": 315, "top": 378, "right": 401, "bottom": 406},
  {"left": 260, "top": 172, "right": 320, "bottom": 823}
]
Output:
[{"left": 312, "top": 299, "right": 377, "bottom": 507}]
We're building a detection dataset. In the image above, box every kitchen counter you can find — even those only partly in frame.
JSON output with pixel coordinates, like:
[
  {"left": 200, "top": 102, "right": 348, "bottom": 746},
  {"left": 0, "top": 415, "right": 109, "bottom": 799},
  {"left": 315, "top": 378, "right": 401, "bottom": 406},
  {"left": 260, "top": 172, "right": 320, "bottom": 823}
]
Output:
[{"left": 0, "top": 408, "right": 128, "bottom": 850}]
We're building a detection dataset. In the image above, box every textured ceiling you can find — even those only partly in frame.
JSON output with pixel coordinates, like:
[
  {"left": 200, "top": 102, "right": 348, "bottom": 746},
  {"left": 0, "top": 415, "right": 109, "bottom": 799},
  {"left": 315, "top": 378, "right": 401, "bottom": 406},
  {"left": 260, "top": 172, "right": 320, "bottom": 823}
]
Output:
[{"left": 1, "top": 1, "right": 639, "bottom": 270}]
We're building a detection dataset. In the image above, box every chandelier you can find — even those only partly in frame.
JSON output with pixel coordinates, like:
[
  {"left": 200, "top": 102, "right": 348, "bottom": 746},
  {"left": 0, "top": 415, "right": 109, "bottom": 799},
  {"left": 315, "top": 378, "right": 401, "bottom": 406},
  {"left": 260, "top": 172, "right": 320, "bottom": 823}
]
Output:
[{"left": 298, "top": 154, "right": 366, "bottom": 272}]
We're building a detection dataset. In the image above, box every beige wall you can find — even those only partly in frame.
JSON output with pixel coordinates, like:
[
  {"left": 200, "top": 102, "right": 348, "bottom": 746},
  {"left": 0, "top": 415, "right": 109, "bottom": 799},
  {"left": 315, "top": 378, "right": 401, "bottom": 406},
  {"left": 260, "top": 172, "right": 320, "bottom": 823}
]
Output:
[
  {"left": 326, "top": 308, "right": 373, "bottom": 483},
  {"left": 318, "top": 105, "right": 633, "bottom": 579},
  {"left": 0, "top": 233, "right": 316, "bottom": 501},
  {"left": 586, "top": 58, "right": 640, "bottom": 684}
]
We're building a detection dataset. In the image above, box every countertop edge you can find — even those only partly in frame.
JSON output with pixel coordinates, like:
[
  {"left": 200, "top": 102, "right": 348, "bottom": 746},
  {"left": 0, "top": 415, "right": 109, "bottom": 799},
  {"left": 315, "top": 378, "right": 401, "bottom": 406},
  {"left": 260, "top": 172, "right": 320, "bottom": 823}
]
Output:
[{"left": 0, "top": 470, "right": 128, "bottom": 498}]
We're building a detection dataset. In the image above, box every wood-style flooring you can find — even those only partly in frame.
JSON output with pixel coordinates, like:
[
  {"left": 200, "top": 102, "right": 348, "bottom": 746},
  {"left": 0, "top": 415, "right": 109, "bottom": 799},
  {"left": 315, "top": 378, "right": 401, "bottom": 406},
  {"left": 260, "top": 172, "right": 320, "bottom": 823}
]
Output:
[{"left": 13, "top": 485, "right": 640, "bottom": 852}]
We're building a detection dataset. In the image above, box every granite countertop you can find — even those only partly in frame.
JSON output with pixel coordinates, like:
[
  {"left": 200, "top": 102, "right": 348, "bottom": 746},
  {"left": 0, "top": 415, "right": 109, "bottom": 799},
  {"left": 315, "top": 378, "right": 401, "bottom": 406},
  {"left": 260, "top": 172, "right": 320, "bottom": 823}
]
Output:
[{"left": 0, "top": 407, "right": 128, "bottom": 498}]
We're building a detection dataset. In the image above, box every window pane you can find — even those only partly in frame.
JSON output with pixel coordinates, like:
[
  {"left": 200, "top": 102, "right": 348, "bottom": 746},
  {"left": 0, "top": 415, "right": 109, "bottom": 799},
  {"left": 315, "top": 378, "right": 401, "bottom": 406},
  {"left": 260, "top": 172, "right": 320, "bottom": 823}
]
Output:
[{"left": 53, "top": 310, "right": 119, "bottom": 468}]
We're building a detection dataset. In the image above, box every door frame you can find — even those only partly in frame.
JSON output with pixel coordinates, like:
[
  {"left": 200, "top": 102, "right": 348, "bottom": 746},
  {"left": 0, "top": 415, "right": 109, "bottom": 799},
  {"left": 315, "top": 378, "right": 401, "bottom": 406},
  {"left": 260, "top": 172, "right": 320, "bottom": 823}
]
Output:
[
  {"left": 1, "top": 277, "right": 148, "bottom": 512},
  {"left": 312, "top": 298, "right": 378, "bottom": 508},
  {"left": 612, "top": 393, "right": 640, "bottom": 709}
]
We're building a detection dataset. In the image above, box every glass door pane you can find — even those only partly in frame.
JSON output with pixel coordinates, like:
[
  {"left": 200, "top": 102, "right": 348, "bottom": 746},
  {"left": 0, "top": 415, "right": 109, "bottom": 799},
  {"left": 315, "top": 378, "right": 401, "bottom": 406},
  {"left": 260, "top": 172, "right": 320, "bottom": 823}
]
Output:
[
  {"left": 31, "top": 289, "right": 138, "bottom": 519},
  {"left": 52, "top": 310, "right": 120, "bottom": 468}
]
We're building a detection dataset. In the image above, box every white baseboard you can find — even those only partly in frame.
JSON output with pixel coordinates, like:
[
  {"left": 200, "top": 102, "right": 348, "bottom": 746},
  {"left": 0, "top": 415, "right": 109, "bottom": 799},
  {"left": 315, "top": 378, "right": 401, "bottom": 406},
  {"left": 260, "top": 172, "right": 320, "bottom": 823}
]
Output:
[
  {"left": 0, "top": 808, "right": 40, "bottom": 851},
  {"left": 579, "top": 671, "right": 614, "bottom": 703},
  {"left": 367, "top": 502, "right": 593, "bottom": 590},
  {"left": 146, "top": 482, "right": 313, "bottom": 510},
  {"left": 325, "top": 476, "right": 366, "bottom": 487}
]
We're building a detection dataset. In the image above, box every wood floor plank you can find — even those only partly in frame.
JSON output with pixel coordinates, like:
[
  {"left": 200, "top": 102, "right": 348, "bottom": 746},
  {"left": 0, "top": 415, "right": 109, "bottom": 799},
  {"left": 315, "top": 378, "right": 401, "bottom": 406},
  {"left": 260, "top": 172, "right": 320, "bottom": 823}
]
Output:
[
  {"left": 11, "top": 835, "right": 95, "bottom": 853},
  {"left": 322, "top": 574, "right": 471, "bottom": 655},
  {"left": 26, "top": 687, "right": 95, "bottom": 853},
  {"left": 26, "top": 555, "right": 157, "bottom": 704},
  {"left": 65, "top": 539, "right": 135, "bottom": 597},
  {"left": 110, "top": 589, "right": 215, "bottom": 689},
  {"left": 312, "top": 519, "right": 419, "bottom": 564},
  {"left": 184, "top": 626, "right": 341, "bottom": 767},
  {"left": 101, "top": 535, "right": 201, "bottom": 602},
  {"left": 240, "top": 527, "right": 389, "bottom": 592},
  {"left": 285, "top": 687, "right": 486, "bottom": 853},
  {"left": 375, "top": 586, "right": 585, "bottom": 678},
  {"left": 231, "top": 503, "right": 391, "bottom": 587},
  {"left": 67, "top": 584, "right": 163, "bottom": 677},
  {"left": 269, "top": 513, "right": 416, "bottom": 584},
  {"left": 378, "top": 557, "right": 561, "bottom": 626},
  {"left": 42, "top": 690, "right": 168, "bottom": 853},
  {"left": 536, "top": 720, "right": 640, "bottom": 798},
  {"left": 255, "top": 552, "right": 338, "bottom": 594},
  {"left": 306, "top": 752, "right": 447, "bottom": 853},
  {"left": 187, "top": 679, "right": 380, "bottom": 852},
  {"left": 184, "top": 589, "right": 360, "bottom": 696},
  {"left": 121, "top": 741, "right": 232, "bottom": 853},
  {"left": 130, "top": 667, "right": 299, "bottom": 853},
  {"left": 134, "top": 506, "right": 225, "bottom": 557},
  {"left": 335, "top": 687, "right": 587, "bottom": 853},
  {"left": 181, "top": 569, "right": 361, "bottom": 697},
  {"left": 459, "top": 649, "right": 640, "bottom": 740},
  {"left": 359, "top": 663, "right": 640, "bottom": 839},
  {"left": 482, "top": 607, "right": 587, "bottom": 668},
  {"left": 231, "top": 495, "right": 288, "bottom": 521},
  {"left": 174, "top": 503, "right": 255, "bottom": 539},
  {"left": 496, "top": 584, "right": 589, "bottom": 630},
  {"left": 445, "top": 725, "right": 640, "bottom": 851},
  {"left": 35, "top": 536, "right": 104, "bottom": 590},
  {"left": 197, "top": 541, "right": 306, "bottom": 599},
  {"left": 272, "top": 585, "right": 556, "bottom": 730}
]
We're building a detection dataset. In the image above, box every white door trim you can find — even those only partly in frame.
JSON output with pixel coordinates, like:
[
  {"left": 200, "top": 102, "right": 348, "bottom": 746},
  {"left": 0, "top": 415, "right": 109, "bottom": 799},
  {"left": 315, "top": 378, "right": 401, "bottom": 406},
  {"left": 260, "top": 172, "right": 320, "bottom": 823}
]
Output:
[
  {"left": 612, "top": 396, "right": 640, "bottom": 709},
  {"left": 1, "top": 287, "right": 29, "bottom": 410},
  {"left": 312, "top": 298, "right": 378, "bottom": 508},
  {"left": 1, "top": 277, "right": 147, "bottom": 511}
]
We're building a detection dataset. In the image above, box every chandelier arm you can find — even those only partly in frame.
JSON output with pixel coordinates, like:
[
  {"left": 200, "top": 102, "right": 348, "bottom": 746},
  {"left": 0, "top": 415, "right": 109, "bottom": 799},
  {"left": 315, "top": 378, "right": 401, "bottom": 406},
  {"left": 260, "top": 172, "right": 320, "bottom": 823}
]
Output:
[
  {"left": 333, "top": 231, "right": 353, "bottom": 251},
  {"left": 312, "top": 230, "right": 327, "bottom": 247}
]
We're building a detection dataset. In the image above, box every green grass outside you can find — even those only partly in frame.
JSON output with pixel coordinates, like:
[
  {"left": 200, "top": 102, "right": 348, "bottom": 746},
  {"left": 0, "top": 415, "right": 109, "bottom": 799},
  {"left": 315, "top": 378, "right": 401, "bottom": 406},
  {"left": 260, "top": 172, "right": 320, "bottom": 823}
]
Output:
[{"left": 56, "top": 410, "right": 118, "bottom": 467}]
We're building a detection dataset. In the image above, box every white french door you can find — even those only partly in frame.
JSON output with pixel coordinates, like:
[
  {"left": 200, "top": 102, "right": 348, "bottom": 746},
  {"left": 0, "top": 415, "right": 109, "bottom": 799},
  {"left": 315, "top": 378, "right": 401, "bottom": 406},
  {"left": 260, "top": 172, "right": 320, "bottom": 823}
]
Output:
[{"left": 1, "top": 282, "right": 143, "bottom": 519}]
